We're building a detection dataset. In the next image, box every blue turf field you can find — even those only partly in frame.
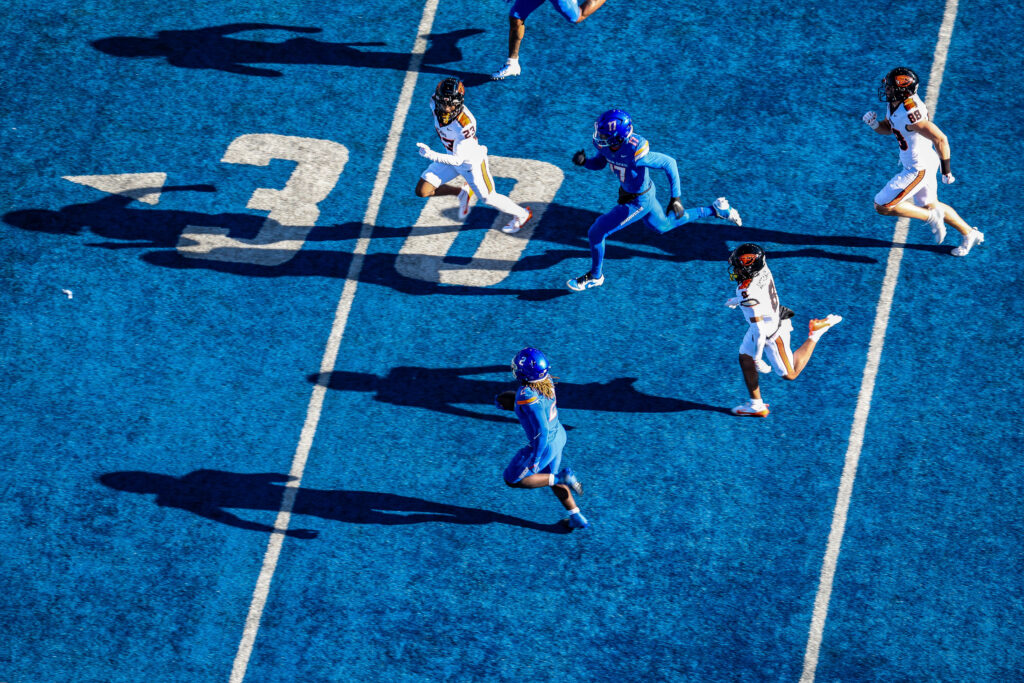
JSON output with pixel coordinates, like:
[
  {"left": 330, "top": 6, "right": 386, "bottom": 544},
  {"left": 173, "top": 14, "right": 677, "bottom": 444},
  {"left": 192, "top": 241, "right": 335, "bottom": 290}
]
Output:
[{"left": 2, "top": 0, "right": 1022, "bottom": 680}]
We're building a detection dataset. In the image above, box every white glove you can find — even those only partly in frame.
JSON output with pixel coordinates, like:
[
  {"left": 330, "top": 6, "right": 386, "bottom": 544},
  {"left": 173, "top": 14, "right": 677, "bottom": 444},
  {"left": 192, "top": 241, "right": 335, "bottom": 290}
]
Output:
[
  {"left": 862, "top": 111, "right": 879, "bottom": 130},
  {"left": 725, "top": 297, "right": 742, "bottom": 309},
  {"left": 942, "top": 173, "right": 956, "bottom": 184},
  {"left": 416, "top": 142, "right": 434, "bottom": 158}
]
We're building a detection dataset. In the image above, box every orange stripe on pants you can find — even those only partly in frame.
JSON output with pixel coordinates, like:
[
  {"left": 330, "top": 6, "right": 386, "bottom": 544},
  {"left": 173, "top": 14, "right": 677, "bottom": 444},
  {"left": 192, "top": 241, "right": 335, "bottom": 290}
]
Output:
[
  {"left": 775, "top": 337, "right": 794, "bottom": 376},
  {"left": 883, "top": 169, "right": 926, "bottom": 208}
]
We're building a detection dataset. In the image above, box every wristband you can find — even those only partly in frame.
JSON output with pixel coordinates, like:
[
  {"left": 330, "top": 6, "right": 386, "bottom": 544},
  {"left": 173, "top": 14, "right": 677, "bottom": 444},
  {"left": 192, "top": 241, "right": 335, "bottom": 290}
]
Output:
[{"left": 940, "top": 158, "right": 951, "bottom": 176}]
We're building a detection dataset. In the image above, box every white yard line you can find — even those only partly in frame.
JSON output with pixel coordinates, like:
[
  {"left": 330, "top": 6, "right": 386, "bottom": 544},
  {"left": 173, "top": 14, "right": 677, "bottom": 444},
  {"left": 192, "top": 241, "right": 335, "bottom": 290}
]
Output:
[
  {"left": 799, "top": 2, "right": 959, "bottom": 680},
  {"left": 228, "top": 3, "right": 440, "bottom": 680}
]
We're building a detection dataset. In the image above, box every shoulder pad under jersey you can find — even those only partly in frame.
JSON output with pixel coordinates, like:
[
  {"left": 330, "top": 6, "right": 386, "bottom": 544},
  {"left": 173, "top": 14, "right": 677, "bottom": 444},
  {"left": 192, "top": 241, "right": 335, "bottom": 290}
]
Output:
[
  {"left": 627, "top": 135, "right": 650, "bottom": 160},
  {"left": 516, "top": 386, "right": 539, "bottom": 405}
]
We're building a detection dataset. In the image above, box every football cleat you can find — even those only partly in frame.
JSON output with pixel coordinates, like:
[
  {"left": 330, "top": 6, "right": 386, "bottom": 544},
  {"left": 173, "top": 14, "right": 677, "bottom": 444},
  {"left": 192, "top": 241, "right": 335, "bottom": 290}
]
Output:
[
  {"left": 731, "top": 399, "right": 770, "bottom": 417},
  {"left": 490, "top": 59, "right": 521, "bottom": 80},
  {"left": 502, "top": 207, "right": 532, "bottom": 234},
  {"left": 556, "top": 467, "right": 583, "bottom": 495},
  {"left": 457, "top": 185, "right": 474, "bottom": 220},
  {"left": 712, "top": 197, "right": 742, "bottom": 226},
  {"left": 560, "top": 511, "right": 589, "bottom": 530},
  {"left": 809, "top": 314, "right": 843, "bottom": 339},
  {"left": 567, "top": 271, "right": 605, "bottom": 292},
  {"left": 951, "top": 228, "right": 984, "bottom": 257},
  {"left": 927, "top": 207, "right": 946, "bottom": 244}
]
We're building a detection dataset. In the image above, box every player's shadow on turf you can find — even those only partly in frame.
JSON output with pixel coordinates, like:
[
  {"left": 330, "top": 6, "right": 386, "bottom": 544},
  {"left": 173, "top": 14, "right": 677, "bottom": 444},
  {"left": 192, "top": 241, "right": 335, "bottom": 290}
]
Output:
[
  {"left": 99, "top": 469, "right": 570, "bottom": 535},
  {"left": 91, "top": 23, "right": 490, "bottom": 85},
  {"left": 3, "top": 195, "right": 946, "bottom": 304},
  {"left": 309, "top": 364, "right": 733, "bottom": 419}
]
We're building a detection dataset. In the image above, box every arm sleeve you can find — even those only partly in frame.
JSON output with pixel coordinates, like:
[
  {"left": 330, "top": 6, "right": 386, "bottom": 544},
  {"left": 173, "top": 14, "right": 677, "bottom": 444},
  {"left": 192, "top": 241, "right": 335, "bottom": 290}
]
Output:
[
  {"left": 583, "top": 154, "right": 608, "bottom": 171},
  {"left": 637, "top": 151, "right": 682, "bottom": 197},
  {"left": 425, "top": 137, "right": 482, "bottom": 166}
]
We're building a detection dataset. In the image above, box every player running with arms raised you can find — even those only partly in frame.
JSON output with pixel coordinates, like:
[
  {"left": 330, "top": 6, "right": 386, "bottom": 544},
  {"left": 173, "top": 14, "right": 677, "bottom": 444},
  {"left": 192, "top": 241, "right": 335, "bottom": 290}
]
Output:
[
  {"left": 566, "top": 109, "right": 741, "bottom": 292},
  {"left": 862, "top": 66, "right": 984, "bottom": 256},
  {"left": 415, "top": 78, "right": 533, "bottom": 234}
]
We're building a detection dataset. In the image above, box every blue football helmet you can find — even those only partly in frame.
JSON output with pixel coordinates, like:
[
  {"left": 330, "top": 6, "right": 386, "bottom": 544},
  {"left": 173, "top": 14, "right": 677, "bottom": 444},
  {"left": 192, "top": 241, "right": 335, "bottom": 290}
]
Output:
[
  {"left": 593, "top": 109, "right": 633, "bottom": 148},
  {"left": 511, "top": 347, "right": 550, "bottom": 382}
]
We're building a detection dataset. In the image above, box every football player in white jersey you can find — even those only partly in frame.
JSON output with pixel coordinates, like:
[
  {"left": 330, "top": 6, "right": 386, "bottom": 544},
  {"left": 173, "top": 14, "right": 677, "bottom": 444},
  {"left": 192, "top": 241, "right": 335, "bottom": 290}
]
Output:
[
  {"left": 414, "top": 78, "right": 533, "bottom": 234},
  {"left": 862, "top": 67, "right": 984, "bottom": 257},
  {"left": 725, "top": 244, "right": 843, "bottom": 417}
]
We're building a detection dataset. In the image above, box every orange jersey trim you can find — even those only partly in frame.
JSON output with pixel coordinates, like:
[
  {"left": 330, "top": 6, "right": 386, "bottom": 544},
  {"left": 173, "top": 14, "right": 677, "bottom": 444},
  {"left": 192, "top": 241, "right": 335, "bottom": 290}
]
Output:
[
  {"left": 516, "top": 396, "right": 538, "bottom": 405},
  {"left": 882, "top": 170, "right": 926, "bottom": 208},
  {"left": 457, "top": 112, "right": 472, "bottom": 127}
]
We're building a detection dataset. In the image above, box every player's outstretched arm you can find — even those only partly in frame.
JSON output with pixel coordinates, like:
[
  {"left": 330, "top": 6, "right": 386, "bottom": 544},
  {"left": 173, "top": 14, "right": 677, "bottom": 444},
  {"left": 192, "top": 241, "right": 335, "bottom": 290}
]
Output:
[{"left": 862, "top": 110, "right": 893, "bottom": 135}]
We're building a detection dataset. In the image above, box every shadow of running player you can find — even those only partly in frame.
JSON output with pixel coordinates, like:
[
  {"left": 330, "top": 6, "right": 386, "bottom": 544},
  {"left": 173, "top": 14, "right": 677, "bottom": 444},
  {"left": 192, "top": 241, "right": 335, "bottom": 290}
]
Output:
[
  {"left": 99, "top": 469, "right": 569, "bottom": 537},
  {"left": 310, "top": 363, "right": 733, "bottom": 423},
  {"left": 91, "top": 23, "right": 489, "bottom": 83}
]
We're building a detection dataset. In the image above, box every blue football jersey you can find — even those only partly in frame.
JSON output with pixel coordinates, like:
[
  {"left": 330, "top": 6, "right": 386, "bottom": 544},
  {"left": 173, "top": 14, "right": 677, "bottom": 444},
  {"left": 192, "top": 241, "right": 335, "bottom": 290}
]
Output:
[
  {"left": 513, "top": 385, "right": 564, "bottom": 454},
  {"left": 589, "top": 133, "right": 683, "bottom": 197}
]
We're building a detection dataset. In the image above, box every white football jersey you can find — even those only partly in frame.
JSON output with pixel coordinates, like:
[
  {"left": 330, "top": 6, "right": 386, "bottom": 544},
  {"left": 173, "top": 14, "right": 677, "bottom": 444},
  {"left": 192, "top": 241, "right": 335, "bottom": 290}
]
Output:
[
  {"left": 735, "top": 264, "right": 780, "bottom": 324},
  {"left": 430, "top": 102, "right": 483, "bottom": 163},
  {"left": 885, "top": 94, "right": 939, "bottom": 171}
]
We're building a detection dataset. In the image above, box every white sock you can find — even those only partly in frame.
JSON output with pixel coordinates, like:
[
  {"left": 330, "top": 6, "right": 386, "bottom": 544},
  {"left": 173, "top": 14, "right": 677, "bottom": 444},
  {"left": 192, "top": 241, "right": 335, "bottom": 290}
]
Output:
[
  {"left": 567, "top": 507, "right": 579, "bottom": 516},
  {"left": 548, "top": 473, "right": 556, "bottom": 486},
  {"left": 508, "top": 57, "right": 519, "bottom": 65}
]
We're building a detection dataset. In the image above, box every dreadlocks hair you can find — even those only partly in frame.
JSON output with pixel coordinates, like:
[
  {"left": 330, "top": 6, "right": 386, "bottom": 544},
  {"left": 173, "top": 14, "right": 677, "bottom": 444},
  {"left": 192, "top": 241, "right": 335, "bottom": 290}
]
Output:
[{"left": 524, "top": 376, "right": 557, "bottom": 399}]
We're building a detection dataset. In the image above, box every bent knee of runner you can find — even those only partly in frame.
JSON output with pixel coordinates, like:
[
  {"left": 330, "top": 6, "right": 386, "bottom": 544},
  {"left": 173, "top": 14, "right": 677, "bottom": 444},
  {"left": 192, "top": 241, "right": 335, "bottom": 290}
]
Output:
[{"left": 416, "top": 180, "right": 436, "bottom": 198}]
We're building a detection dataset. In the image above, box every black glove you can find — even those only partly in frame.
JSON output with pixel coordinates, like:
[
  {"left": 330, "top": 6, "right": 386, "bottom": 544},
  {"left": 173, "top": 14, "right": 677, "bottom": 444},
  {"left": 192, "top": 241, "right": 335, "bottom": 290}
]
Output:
[
  {"left": 666, "top": 197, "right": 685, "bottom": 218},
  {"left": 572, "top": 150, "right": 587, "bottom": 166}
]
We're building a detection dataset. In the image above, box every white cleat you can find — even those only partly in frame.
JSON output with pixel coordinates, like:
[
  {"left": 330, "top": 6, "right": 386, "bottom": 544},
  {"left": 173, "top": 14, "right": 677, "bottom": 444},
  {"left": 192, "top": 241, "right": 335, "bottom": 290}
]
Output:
[
  {"left": 490, "top": 59, "right": 521, "bottom": 80},
  {"left": 809, "top": 314, "right": 843, "bottom": 339},
  {"left": 501, "top": 207, "right": 532, "bottom": 234},
  {"left": 927, "top": 207, "right": 946, "bottom": 244},
  {"left": 731, "top": 399, "right": 770, "bottom": 417},
  {"left": 712, "top": 197, "right": 742, "bottom": 226},
  {"left": 457, "top": 184, "right": 474, "bottom": 220},
  {"left": 951, "top": 227, "right": 984, "bottom": 257},
  {"left": 567, "top": 271, "right": 604, "bottom": 292}
]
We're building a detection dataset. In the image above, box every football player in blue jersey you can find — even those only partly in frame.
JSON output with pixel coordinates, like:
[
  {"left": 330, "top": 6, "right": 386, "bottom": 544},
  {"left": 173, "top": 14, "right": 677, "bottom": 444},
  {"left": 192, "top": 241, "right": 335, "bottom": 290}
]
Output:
[
  {"left": 566, "top": 109, "right": 743, "bottom": 292},
  {"left": 491, "top": 0, "right": 608, "bottom": 80},
  {"left": 496, "top": 348, "right": 588, "bottom": 530}
]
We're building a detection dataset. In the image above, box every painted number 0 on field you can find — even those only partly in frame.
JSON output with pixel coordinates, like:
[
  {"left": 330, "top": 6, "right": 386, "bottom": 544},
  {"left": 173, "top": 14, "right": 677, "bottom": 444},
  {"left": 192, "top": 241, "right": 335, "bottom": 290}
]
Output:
[
  {"left": 177, "top": 134, "right": 348, "bottom": 266},
  {"left": 397, "top": 156, "right": 563, "bottom": 287}
]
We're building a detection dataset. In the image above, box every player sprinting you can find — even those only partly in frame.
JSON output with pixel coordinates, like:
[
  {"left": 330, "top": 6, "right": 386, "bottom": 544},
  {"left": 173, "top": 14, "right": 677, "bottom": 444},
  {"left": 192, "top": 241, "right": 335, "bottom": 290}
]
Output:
[
  {"left": 725, "top": 243, "right": 842, "bottom": 417},
  {"left": 567, "top": 108, "right": 742, "bottom": 292},
  {"left": 415, "top": 78, "right": 533, "bottom": 234},
  {"left": 497, "top": 347, "right": 588, "bottom": 530},
  {"left": 490, "top": 0, "right": 608, "bottom": 81},
  {"left": 862, "top": 66, "right": 984, "bottom": 256}
]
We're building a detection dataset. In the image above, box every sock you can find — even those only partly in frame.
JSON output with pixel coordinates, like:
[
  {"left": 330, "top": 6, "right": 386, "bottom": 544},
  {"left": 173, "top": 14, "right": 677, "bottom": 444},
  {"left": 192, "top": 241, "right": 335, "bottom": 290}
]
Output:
[
  {"left": 688, "top": 206, "right": 713, "bottom": 221},
  {"left": 750, "top": 398, "right": 765, "bottom": 408},
  {"left": 508, "top": 57, "right": 519, "bottom": 65},
  {"left": 548, "top": 473, "right": 556, "bottom": 486},
  {"left": 567, "top": 507, "right": 580, "bottom": 516}
]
